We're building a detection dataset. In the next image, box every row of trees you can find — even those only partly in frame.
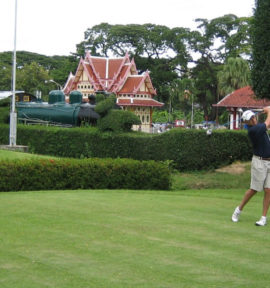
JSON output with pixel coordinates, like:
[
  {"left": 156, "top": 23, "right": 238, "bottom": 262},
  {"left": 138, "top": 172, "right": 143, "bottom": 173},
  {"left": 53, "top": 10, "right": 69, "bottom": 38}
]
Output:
[
  {"left": 1, "top": 0, "right": 269, "bottom": 123},
  {"left": 0, "top": 52, "right": 77, "bottom": 97},
  {"left": 76, "top": 15, "right": 252, "bottom": 121}
]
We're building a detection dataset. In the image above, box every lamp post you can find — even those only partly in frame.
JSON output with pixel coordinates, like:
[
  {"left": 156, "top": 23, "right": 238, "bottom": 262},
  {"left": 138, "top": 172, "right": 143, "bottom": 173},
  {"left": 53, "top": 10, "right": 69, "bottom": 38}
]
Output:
[
  {"left": 191, "top": 93, "right": 194, "bottom": 128},
  {"left": 184, "top": 89, "right": 194, "bottom": 128},
  {"left": 46, "top": 79, "right": 63, "bottom": 90},
  {"left": 9, "top": 0, "right": 18, "bottom": 146}
]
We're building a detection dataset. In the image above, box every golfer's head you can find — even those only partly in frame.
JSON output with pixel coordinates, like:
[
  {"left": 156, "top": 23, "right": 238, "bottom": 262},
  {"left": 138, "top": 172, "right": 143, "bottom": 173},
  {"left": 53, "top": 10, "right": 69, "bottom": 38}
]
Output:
[{"left": 242, "top": 110, "right": 256, "bottom": 125}]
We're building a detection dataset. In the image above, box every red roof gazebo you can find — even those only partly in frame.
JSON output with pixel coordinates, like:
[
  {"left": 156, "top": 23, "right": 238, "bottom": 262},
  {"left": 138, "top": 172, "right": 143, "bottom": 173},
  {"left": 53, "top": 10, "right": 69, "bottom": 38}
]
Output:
[{"left": 213, "top": 86, "right": 270, "bottom": 130}]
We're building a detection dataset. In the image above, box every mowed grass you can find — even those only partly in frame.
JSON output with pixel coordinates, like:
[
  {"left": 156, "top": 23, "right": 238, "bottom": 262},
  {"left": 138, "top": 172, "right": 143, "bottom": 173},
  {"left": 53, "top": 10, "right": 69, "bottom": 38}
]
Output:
[
  {"left": 1, "top": 149, "right": 270, "bottom": 287},
  {"left": 1, "top": 189, "right": 270, "bottom": 288},
  {"left": 0, "top": 149, "right": 58, "bottom": 160},
  {"left": 172, "top": 162, "right": 251, "bottom": 190}
]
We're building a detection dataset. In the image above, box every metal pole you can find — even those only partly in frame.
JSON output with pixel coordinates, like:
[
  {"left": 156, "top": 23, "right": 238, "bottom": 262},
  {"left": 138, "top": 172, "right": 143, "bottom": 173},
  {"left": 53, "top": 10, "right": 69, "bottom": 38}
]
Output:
[
  {"left": 9, "top": 0, "right": 18, "bottom": 146},
  {"left": 191, "top": 94, "right": 194, "bottom": 128}
]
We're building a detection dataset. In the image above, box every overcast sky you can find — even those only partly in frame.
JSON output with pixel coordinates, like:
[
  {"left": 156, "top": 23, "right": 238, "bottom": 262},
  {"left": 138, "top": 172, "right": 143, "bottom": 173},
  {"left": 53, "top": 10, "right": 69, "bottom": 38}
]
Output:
[{"left": 0, "top": 0, "right": 255, "bottom": 57}]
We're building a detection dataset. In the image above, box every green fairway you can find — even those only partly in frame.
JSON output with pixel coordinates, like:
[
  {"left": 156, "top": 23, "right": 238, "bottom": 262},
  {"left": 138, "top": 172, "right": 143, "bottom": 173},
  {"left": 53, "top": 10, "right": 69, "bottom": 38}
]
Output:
[{"left": 0, "top": 189, "right": 269, "bottom": 288}]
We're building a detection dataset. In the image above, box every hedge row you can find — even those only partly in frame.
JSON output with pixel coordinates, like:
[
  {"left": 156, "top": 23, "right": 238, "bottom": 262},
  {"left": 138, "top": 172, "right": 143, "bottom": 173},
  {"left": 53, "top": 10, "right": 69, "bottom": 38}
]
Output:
[
  {"left": 0, "top": 124, "right": 253, "bottom": 171},
  {"left": 0, "top": 158, "right": 171, "bottom": 191}
]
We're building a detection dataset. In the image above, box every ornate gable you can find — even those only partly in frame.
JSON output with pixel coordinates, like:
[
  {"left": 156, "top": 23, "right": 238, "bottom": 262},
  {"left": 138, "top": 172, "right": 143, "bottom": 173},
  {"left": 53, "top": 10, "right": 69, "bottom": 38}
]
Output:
[
  {"left": 63, "top": 72, "right": 75, "bottom": 95},
  {"left": 83, "top": 52, "right": 131, "bottom": 92},
  {"left": 118, "top": 72, "right": 156, "bottom": 95},
  {"left": 112, "top": 59, "right": 138, "bottom": 93}
]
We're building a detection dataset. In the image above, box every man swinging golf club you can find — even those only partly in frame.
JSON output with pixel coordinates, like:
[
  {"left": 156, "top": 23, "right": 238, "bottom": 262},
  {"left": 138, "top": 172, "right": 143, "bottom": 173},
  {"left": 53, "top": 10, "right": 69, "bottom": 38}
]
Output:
[{"left": 232, "top": 107, "right": 270, "bottom": 226}]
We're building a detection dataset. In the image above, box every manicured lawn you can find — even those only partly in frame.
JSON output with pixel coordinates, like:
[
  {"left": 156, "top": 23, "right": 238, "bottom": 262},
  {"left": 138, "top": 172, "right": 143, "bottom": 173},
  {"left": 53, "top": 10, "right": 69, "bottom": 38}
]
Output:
[
  {"left": 172, "top": 163, "right": 251, "bottom": 190},
  {"left": 0, "top": 189, "right": 270, "bottom": 288},
  {"left": 0, "top": 149, "right": 57, "bottom": 160}
]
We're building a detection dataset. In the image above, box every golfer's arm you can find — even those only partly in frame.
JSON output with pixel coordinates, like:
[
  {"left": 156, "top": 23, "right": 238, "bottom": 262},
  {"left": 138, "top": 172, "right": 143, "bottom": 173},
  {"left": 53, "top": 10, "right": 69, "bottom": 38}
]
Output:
[{"left": 265, "top": 112, "right": 270, "bottom": 129}]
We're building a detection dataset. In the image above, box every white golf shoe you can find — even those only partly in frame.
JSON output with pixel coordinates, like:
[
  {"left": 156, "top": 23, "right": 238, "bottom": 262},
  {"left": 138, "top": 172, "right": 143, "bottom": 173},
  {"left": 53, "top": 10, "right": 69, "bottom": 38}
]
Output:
[
  {"left": 232, "top": 206, "right": 241, "bottom": 222},
  {"left": 255, "top": 216, "right": 267, "bottom": 226}
]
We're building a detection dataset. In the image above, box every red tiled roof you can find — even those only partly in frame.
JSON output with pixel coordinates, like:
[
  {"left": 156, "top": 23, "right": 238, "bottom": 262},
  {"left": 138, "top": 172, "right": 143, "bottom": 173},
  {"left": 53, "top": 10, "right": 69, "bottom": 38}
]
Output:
[
  {"left": 119, "top": 73, "right": 156, "bottom": 95},
  {"left": 108, "top": 58, "right": 125, "bottom": 79},
  {"left": 214, "top": 86, "right": 270, "bottom": 108},
  {"left": 119, "top": 77, "right": 143, "bottom": 93},
  {"left": 91, "top": 57, "right": 107, "bottom": 79},
  {"left": 117, "top": 98, "right": 164, "bottom": 107}
]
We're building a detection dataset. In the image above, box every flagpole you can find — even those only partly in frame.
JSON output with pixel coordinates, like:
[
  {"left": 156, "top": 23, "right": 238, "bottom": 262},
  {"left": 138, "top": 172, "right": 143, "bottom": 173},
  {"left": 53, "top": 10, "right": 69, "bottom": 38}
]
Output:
[{"left": 9, "top": 0, "right": 18, "bottom": 146}]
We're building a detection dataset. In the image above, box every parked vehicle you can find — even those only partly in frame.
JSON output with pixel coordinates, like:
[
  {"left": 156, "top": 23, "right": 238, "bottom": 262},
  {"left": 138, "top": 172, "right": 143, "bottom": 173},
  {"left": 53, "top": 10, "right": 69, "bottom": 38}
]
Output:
[{"left": 174, "top": 119, "right": 186, "bottom": 128}]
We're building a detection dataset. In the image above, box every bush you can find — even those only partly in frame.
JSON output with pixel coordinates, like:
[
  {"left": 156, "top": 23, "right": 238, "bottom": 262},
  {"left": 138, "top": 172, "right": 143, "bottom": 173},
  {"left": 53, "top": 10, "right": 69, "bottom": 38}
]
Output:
[
  {"left": 0, "top": 107, "right": 10, "bottom": 124},
  {"left": 97, "top": 110, "right": 141, "bottom": 132},
  {"left": 0, "top": 98, "right": 10, "bottom": 124},
  {"left": 95, "top": 95, "right": 116, "bottom": 117},
  {"left": 0, "top": 158, "right": 171, "bottom": 191}
]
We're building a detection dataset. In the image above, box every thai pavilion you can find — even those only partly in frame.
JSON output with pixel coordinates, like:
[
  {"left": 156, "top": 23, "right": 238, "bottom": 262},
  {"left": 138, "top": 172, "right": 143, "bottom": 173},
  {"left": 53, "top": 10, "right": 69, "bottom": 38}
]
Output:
[
  {"left": 63, "top": 51, "right": 163, "bottom": 132},
  {"left": 214, "top": 86, "right": 270, "bottom": 130}
]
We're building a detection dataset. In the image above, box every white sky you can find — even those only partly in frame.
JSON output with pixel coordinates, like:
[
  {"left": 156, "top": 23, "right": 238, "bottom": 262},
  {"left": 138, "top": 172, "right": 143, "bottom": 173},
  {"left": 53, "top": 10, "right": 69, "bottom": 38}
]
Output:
[{"left": 0, "top": 0, "right": 255, "bottom": 57}]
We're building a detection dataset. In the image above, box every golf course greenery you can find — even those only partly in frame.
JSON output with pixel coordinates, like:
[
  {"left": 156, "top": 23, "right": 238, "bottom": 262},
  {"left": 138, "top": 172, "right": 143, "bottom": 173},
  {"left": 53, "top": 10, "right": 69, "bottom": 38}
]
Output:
[{"left": 1, "top": 149, "right": 270, "bottom": 288}]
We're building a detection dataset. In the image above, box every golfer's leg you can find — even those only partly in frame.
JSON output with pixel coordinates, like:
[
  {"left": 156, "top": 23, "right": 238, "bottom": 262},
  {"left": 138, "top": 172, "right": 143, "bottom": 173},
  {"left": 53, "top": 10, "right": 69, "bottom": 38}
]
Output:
[
  {"left": 262, "top": 188, "right": 270, "bottom": 216},
  {"left": 239, "top": 189, "right": 257, "bottom": 211}
]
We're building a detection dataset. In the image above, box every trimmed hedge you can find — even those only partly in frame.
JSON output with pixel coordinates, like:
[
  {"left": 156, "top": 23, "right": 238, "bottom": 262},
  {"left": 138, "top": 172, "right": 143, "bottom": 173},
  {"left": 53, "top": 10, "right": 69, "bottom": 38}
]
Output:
[
  {"left": 0, "top": 158, "right": 171, "bottom": 191},
  {"left": 0, "top": 124, "right": 253, "bottom": 171}
]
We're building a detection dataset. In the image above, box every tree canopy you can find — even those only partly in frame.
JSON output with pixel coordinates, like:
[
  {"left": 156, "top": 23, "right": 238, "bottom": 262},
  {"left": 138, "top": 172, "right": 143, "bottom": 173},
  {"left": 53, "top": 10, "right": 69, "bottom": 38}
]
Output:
[
  {"left": 0, "top": 51, "right": 78, "bottom": 98},
  {"left": 217, "top": 57, "right": 251, "bottom": 97},
  {"left": 251, "top": 0, "right": 270, "bottom": 99}
]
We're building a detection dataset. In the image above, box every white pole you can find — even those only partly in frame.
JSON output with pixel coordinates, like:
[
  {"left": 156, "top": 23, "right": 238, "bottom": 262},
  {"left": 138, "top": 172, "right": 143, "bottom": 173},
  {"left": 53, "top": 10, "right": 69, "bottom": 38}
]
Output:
[
  {"left": 191, "top": 94, "right": 194, "bottom": 128},
  {"left": 9, "top": 0, "right": 18, "bottom": 146}
]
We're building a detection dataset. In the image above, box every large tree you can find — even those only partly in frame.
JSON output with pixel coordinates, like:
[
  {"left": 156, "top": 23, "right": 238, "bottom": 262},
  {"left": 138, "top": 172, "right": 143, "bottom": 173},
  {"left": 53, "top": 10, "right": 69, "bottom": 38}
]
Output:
[
  {"left": 187, "top": 15, "right": 252, "bottom": 120},
  {"left": 251, "top": 0, "right": 270, "bottom": 99},
  {"left": 16, "top": 62, "right": 50, "bottom": 95}
]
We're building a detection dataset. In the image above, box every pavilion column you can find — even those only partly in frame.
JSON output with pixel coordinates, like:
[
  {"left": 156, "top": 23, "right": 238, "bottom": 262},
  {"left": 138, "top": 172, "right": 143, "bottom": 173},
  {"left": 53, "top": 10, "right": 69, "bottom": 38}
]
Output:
[
  {"left": 229, "top": 108, "right": 237, "bottom": 130},
  {"left": 235, "top": 113, "right": 239, "bottom": 129},
  {"left": 230, "top": 113, "right": 233, "bottom": 130},
  {"left": 233, "top": 109, "right": 237, "bottom": 130},
  {"left": 230, "top": 112, "right": 234, "bottom": 130}
]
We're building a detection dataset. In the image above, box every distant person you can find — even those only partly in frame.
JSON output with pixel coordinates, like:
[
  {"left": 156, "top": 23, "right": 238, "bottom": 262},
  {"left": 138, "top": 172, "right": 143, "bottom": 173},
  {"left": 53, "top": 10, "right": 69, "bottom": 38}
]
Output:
[{"left": 232, "top": 107, "right": 270, "bottom": 226}]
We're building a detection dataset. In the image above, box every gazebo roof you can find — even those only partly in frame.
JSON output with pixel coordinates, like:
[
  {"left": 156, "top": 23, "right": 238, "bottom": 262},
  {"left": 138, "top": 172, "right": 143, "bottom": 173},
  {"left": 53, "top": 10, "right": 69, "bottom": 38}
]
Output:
[{"left": 213, "top": 86, "right": 270, "bottom": 109}]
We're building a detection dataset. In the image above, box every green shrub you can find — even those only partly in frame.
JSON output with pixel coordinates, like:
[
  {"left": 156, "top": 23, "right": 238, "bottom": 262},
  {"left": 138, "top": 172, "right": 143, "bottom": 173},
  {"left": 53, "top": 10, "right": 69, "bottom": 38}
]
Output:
[
  {"left": 0, "top": 107, "right": 10, "bottom": 124},
  {"left": 159, "top": 129, "right": 252, "bottom": 170},
  {"left": 95, "top": 93, "right": 106, "bottom": 103},
  {"left": 95, "top": 94, "right": 116, "bottom": 116},
  {"left": 97, "top": 110, "right": 141, "bottom": 132},
  {"left": 0, "top": 158, "right": 171, "bottom": 191},
  {"left": 0, "top": 98, "right": 10, "bottom": 124},
  {"left": 0, "top": 98, "right": 10, "bottom": 107}
]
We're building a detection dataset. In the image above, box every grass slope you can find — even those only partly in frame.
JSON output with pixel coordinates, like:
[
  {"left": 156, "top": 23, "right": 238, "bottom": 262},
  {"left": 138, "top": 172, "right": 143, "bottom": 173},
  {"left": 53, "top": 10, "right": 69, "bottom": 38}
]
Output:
[{"left": 0, "top": 189, "right": 269, "bottom": 288}]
